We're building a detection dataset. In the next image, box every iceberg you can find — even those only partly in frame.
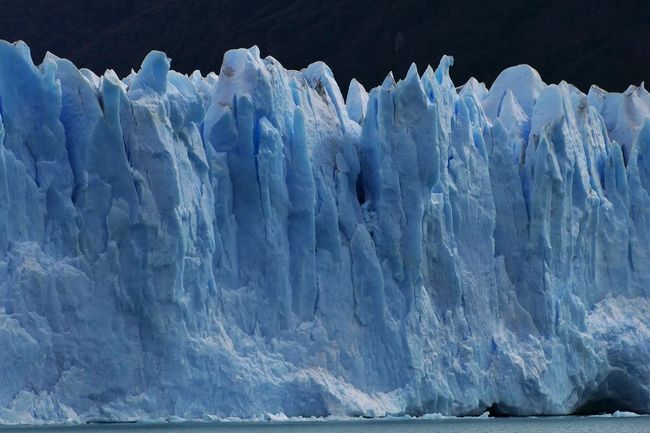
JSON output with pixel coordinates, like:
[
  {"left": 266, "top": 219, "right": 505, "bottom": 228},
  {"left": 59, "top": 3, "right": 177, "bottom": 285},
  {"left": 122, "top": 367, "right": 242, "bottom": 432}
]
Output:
[{"left": 0, "top": 40, "right": 648, "bottom": 423}]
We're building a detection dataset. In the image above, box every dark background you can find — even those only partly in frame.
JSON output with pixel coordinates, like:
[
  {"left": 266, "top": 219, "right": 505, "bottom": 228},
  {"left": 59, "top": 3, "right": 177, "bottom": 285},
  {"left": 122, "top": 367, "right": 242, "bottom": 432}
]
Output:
[{"left": 1, "top": 0, "right": 649, "bottom": 93}]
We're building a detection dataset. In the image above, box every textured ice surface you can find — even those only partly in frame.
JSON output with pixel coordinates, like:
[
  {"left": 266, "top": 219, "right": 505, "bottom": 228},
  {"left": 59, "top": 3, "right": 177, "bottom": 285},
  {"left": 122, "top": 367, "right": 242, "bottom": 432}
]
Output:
[{"left": 0, "top": 40, "right": 649, "bottom": 423}]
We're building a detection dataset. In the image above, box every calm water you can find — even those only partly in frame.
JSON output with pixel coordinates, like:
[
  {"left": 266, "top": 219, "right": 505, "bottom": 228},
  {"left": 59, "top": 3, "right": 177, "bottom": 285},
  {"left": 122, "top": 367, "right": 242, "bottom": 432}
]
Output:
[{"left": 0, "top": 417, "right": 649, "bottom": 433}]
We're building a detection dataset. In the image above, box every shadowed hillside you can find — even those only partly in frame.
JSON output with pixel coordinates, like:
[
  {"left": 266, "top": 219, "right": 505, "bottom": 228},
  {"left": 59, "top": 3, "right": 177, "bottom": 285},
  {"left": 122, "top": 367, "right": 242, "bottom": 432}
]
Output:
[{"left": 1, "top": 0, "right": 649, "bottom": 92}]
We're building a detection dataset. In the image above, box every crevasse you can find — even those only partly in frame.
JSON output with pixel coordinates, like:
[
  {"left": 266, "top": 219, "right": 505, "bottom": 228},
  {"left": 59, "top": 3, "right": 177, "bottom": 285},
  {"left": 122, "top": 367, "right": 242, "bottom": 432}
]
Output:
[{"left": 0, "top": 40, "right": 648, "bottom": 423}]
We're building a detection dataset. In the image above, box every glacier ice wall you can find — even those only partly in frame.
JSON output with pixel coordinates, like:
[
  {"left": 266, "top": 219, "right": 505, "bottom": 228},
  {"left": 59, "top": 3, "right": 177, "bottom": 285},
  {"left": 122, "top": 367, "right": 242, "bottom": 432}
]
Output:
[{"left": 0, "top": 40, "right": 649, "bottom": 423}]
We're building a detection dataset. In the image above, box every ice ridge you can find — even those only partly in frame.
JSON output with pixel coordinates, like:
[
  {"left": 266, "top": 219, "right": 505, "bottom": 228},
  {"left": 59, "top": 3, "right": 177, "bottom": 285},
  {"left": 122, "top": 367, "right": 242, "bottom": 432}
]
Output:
[{"left": 0, "top": 41, "right": 648, "bottom": 423}]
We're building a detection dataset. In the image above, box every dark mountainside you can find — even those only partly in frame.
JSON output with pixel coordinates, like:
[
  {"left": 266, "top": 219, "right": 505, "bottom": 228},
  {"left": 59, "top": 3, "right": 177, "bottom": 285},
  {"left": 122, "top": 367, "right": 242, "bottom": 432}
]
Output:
[{"left": 1, "top": 0, "right": 649, "bottom": 93}]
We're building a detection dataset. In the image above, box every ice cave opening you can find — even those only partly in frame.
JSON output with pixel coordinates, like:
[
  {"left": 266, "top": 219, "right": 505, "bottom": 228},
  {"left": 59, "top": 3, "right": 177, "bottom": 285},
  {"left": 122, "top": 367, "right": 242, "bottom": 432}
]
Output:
[{"left": 574, "top": 371, "right": 648, "bottom": 415}]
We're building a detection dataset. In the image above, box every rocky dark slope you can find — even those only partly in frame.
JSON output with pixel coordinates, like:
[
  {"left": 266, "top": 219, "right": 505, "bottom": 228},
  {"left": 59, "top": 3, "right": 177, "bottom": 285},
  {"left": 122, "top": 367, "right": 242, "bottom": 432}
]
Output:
[{"left": 1, "top": 0, "right": 648, "bottom": 91}]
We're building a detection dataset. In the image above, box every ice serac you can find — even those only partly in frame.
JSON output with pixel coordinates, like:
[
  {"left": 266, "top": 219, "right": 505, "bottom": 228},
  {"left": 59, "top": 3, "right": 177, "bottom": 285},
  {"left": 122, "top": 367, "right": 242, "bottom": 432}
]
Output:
[{"left": 0, "top": 40, "right": 648, "bottom": 423}]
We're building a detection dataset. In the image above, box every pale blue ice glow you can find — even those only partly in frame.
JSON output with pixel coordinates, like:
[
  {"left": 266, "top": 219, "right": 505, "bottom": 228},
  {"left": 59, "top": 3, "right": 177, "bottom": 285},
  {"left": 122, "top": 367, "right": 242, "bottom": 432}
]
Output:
[{"left": 0, "top": 41, "right": 648, "bottom": 423}]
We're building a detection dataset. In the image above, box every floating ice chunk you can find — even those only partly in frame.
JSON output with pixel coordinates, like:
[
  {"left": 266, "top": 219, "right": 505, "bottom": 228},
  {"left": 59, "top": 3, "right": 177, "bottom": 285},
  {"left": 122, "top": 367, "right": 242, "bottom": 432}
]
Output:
[
  {"left": 421, "top": 413, "right": 447, "bottom": 420},
  {"left": 613, "top": 410, "right": 641, "bottom": 417}
]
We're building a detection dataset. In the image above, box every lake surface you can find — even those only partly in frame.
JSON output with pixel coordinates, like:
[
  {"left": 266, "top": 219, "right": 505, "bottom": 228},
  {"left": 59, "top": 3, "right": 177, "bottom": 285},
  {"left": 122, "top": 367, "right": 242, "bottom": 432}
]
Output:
[{"left": 1, "top": 417, "right": 649, "bottom": 433}]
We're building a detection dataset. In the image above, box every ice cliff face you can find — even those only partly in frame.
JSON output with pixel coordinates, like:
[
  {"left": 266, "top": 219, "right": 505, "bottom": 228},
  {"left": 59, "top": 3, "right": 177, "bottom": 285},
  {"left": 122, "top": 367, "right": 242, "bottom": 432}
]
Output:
[{"left": 0, "top": 40, "right": 648, "bottom": 423}]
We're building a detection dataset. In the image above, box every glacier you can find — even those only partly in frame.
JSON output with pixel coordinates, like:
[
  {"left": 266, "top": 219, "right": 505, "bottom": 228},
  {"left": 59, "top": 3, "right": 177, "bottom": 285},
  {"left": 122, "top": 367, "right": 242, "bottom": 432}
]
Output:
[{"left": 0, "top": 39, "right": 649, "bottom": 423}]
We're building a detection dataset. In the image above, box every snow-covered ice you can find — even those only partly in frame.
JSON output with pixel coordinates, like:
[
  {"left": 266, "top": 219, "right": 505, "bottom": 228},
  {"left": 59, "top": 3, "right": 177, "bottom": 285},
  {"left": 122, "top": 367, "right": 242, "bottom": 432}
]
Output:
[{"left": 0, "top": 40, "right": 648, "bottom": 423}]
